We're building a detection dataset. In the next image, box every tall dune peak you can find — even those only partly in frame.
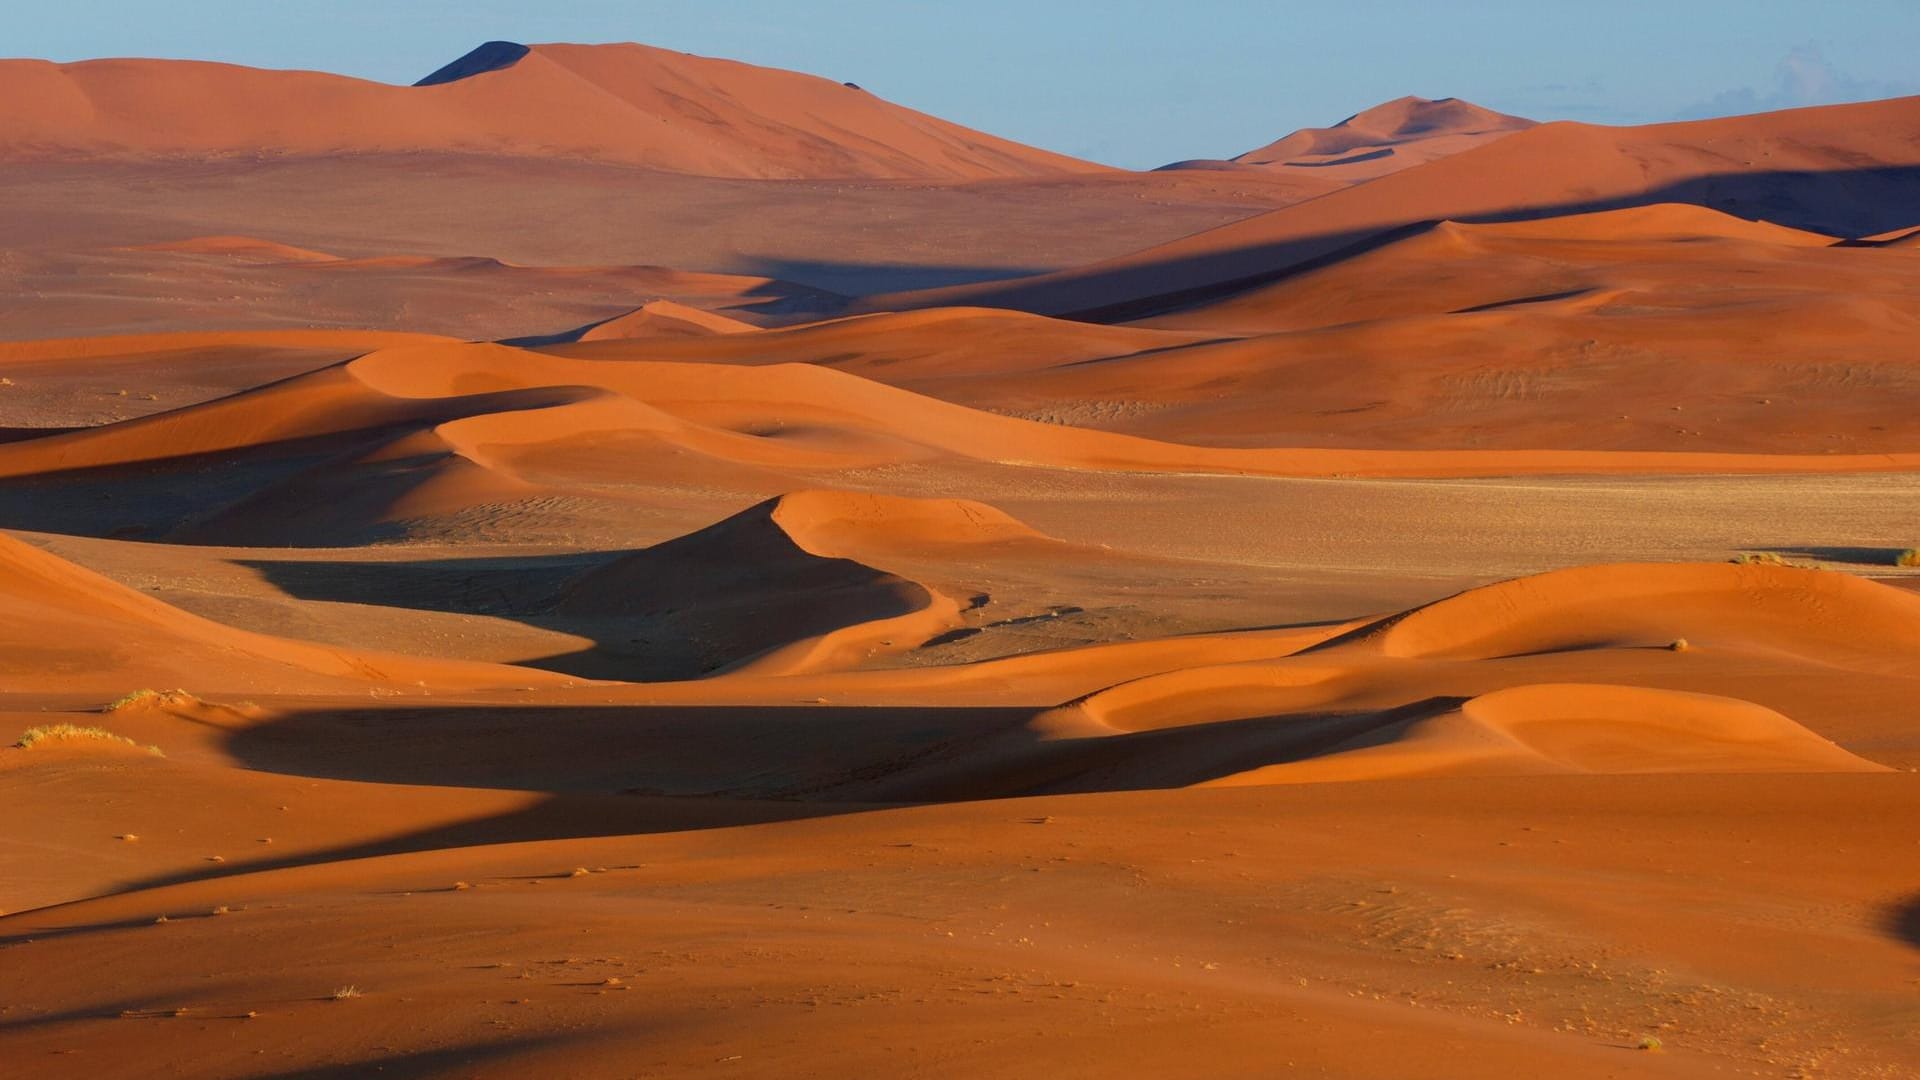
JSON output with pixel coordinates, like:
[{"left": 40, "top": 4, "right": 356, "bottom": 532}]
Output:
[
  {"left": 413, "top": 40, "right": 532, "bottom": 86},
  {"left": 1332, "top": 95, "right": 1535, "bottom": 139}
]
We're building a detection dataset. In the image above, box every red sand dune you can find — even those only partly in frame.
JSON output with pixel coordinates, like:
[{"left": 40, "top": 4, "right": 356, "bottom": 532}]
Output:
[
  {"left": 872, "top": 204, "right": 1920, "bottom": 452},
  {"left": 0, "top": 41, "right": 1105, "bottom": 180},
  {"left": 5, "top": 338, "right": 1919, "bottom": 556},
  {"left": 557, "top": 491, "right": 1050, "bottom": 675},
  {"left": 572, "top": 300, "right": 758, "bottom": 340},
  {"left": 884, "top": 94, "right": 1920, "bottom": 318},
  {"left": 0, "top": 530, "right": 567, "bottom": 695},
  {"left": 1224, "top": 96, "right": 1535, "bottom": 183}
]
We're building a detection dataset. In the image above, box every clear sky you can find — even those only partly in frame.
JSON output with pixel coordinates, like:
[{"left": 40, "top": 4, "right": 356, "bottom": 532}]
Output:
[{"left": 12, "top": 1, "right": 1918, "bottom": 168}]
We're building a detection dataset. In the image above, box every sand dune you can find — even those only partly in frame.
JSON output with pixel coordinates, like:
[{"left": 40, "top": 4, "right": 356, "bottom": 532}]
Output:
[
  {"left": 571, "top": 300, "right": 759, "bottom": 341},
  {"left": 1215, "top": 684, "right": 1886, "bottom": 783},
  {"left": 848, "top": 205, "right": 1920, "bottom": 452},
  {"left": 3, "top": 337, "right": 1919, "bottom": 553},
  {"left": 0, "top": 42, "right": 1104, "bottom": 180},
  {"left": 541, "top": 305, "right": 1212, "bottom": 378},
  {"left": 1221, "top": 96, "right": 1536, "bottom": 183},
  {"left": 557, "top": 491, "right": 1051, "bottom": 675},
  {"left": 884, "top": 94, "right": 1920, "bottom": 318},
  {"left": 1352, "top": 560, "right": 1920, "bottom": 665},
  {"left": 0, "top": 530, "right": 566, "bottom": 695}
]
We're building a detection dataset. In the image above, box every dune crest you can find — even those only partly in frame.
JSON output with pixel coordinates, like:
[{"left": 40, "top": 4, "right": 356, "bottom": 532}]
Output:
[
  {"left": 1229, "top": 96, "right": 1536, "bottom": 183},
  {"left": 0, "top": 42, "right": 1104, "bottom": 179},
  {"left": 575, "top": 300, "right": 758, "bottom": 340},
  {"left": 1214, "top": 684, "right": 1887, "bottom": 784},
  {"left": 556, "top": 491, "right": 1049, "bottom": 675},
  {"left": 1351, "top": 561, "right": 1920, "bottom": 665},
  {"left": 0, "top": 531, "right": 568, "bottom": 693},
  {"left": 890, "top": 94, "right": 1920, "bottom": 318}
]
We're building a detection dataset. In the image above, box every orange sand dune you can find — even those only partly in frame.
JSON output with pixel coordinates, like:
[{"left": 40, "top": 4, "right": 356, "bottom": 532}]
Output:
[
  {"left": 572, "top": 300, "right": 758, "bottom": 341},
  {"left": 541, "top": 305, "right": 1212, "bottom": 378},
  {"left": 1226, "top": 96, "right": 1536, "bottom": 183},
  {"left": 0, "top": 329, "right": 455, "bottom": 430},
  {"left": 997, "top": 561, "right": 1920, "bottom": 793},
  {"left": 1220, "top": 683, "right": 1885, "bottom": 784},
  {"left": 557, "top": 491, "right": 1051, "bottom": 675},
  {"left": 4, "top": 339, "right": 1920, "bottom": 553},
  {"left": 127, "top": 235, "right": 342, "bottom": 263},
  {"left": 1353, "top": 560, "right": 1920, "bottom": 665},
  {"left": 860, "top": 205, "right": 1920, "bottom": 452},
  {"left": 883, "top": 94, "right": 1920, "bottom": 318},
  {"left": 0, "top": 530, "right": 569, "bottom": 695},
  {"left": 0, "top": 42, "right": 1104, "bottom": 180}
]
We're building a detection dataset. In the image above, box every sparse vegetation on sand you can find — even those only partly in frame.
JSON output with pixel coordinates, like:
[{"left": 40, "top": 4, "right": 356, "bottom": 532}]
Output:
[
  {"left": 103, "top": 688, "right": 197, "bottom": 712},
  {"left": 1637, "top": 1035, "right": 1664, "bottom": 1052},
  {"left": 1898, "top": 548, "right": 1919, "bottom": 567},
  {"left": 331, "top": 986, "right": 363, "bottom": 1000},
  {"left": 13, "top": 724, "right": 162, "bottom": 756},
  {"left": 1730, "top": 551, "right": 1790, "bottom": 566}
]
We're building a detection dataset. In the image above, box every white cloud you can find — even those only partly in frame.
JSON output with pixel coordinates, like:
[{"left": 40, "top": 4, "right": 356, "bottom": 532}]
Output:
[{"left": 1677, "top": 44, "right": 1917, "bottom": 119}]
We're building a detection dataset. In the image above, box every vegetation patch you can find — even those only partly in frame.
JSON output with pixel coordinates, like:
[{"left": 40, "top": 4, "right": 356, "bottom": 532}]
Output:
[
  {"left": 13, "top": 724, "right": 162, "bottom": 756},
  {"left": 104, "top": 688, "right": 198, "bottom": 713}
]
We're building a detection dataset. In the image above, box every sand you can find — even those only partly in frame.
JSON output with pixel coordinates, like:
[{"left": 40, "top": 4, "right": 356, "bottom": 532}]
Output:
[{"left": 3, "top": 38, "right": 1918, "bottom": 1080}]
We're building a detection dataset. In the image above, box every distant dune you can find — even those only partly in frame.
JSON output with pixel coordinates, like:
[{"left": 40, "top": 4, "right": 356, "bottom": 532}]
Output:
[
  {"left": 1224, "top": 96, "right": 1535, "bottom": 183},
  {"left": 0, "top": 40, "right": 1106, "bottom": 179},
  {"left": 887, "top": 94, "right": 1920, "bottom": 317}
]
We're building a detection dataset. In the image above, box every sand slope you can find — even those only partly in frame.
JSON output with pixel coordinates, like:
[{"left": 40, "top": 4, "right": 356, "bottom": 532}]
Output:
[
  {"left": 0, "top": 530, "right": 566, "bottom": 695},
  {"left": 840, "top": 205, "right": 1920, "bottom": 452},
  {"left": 1225, "top": 96, "right": 1536, "bottom": 183},
  {"left": 4, "top": 337, "right": 1920, "bottom": 553},
  {"left": 557, "top": 491, "right": 1049, "bottom": 675},
  {"left": 885, "top": 94, "right": 1920, "bottom": 317},
  {"left": 0, "top": 42, "right": 1104, "bottom": 180}
]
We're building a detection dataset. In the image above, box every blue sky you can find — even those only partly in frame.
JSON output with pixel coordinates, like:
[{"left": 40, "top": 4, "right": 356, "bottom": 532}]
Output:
[{"left": 12, "top": 1, "right": 1918, "bottom": 168}]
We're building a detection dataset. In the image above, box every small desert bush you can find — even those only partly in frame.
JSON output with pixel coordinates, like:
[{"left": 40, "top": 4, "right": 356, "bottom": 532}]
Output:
[
  {"left": 14, "top": 724, "right": 162, "bottom": 756},
  {"left": 1637, "top": 1035, "right": 1663, "bottom": 1052},
  {"left": 1898, "top": 548, "right": 1920, "bottom": 568},
  {"left": 104, "top": 688, "right": 195, "bottom": 713},
  {"left": 331, "top": 985, "right": 362, "bottom": 1001},
  {"left": 1730, "top": 551, "right": 1789, "bottom": 566}
]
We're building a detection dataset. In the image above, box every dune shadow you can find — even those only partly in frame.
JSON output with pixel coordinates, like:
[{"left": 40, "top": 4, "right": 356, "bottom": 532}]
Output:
[
  {"left": 238, "top": 552, "right": 609, "bottom": 617},
  {"left": 223, "top": 695, "right": 1465, "bottom": 805},
  {"left": 735, "top": 255, "right": 1053, "bottom": 297},
  {"left": 0, "top": 694, "right": 1475, "bottom": 926},
  {"left": 256, "top": 1034, "right": 586, "bottom": 1080},
  {"left": 235, "top": 541, "right": 930, "bottom": 682},
  {"left": 1028, "top": 165, "right": 1920, "bottom": 324},
  {"left": 1452, "top": 288, "right": 1593, "bottom": 314},
  {"left": 1883, "top": 894, "right": 1920, "bottom": 952},
  {"left": 77, "top": 792, "right": 883, "bottom": 904},
  {"left": 1761, "top": 545, "right": 1912, "bottom": 567}
]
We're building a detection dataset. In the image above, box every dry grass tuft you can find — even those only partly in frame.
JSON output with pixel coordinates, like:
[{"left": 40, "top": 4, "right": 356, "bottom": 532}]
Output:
[
  {"left": 104, "top": 688, "right": 197, "bottom": 713},
  {"left": 1667, "top": 638, "right": 1691, "bottom": 653},
  {"left": 14, "top": 724, "right": 162, "bottom": 756},
  {"left": 331, "top": 985, "right": 363, "bottom": 1001},
  {"left": 1637, "top": 1035, "right": 1664, "bottom": 1052},
  {"left": 1730, "top": 551, "right": 1789, "bottom": 566},
  {"left": 1898, "top": 548, "right": 1919, "bottom": 568}
]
